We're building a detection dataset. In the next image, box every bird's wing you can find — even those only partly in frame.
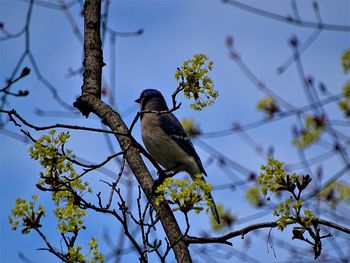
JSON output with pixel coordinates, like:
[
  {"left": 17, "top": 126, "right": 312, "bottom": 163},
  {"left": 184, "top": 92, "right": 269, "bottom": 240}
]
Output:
[{"left": 160, "top": 113, "right": 207, "bottom": 176}]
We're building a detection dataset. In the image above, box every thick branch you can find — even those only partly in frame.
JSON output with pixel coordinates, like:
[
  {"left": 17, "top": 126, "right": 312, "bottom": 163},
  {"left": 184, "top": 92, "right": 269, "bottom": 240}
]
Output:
[
  {"left": 79, "top": 0, "right": 103, "bottom": 116},
  {"left": 74, "top": 1, "right": 192, "bottom": 262}
]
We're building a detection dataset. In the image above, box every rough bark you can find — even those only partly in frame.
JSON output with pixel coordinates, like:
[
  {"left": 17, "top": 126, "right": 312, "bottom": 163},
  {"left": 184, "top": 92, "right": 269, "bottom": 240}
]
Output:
[
  {"left": 82, "top": 0, "right": 102, "bottom": 101},
  {"left": 74, "top": 1, "right": 192, "bottom": 262}
]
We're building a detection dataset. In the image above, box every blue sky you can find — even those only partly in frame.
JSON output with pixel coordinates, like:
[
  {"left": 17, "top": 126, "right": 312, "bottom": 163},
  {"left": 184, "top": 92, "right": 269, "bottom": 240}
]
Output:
[{"left": 1, "top": 0, "right": 350, "bottom": 262}]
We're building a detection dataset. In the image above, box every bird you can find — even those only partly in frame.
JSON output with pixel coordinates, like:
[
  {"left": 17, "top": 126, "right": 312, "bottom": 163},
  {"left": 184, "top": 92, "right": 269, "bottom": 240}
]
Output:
[{"left": 135, "top": 89, "right": 220, "bottom": 224}]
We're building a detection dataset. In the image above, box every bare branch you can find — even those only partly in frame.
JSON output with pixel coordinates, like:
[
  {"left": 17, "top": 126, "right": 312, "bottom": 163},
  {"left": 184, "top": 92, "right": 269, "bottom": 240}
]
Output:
[
  {"left": 185, "top": 218, "right": 350, "bottom": 246},
  {"left": 223, "top": 0, "right": 350, "bottom": 32}
]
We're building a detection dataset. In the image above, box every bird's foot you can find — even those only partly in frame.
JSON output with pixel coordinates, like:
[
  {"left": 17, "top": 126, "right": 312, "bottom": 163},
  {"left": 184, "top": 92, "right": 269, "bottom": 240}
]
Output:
[{"left": 153, "top": 170, "right": 175, "bottom": 194}]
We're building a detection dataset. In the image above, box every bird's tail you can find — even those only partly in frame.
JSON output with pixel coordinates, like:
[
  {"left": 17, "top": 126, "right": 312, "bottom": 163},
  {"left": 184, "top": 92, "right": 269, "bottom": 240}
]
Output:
[
  {"left": 208, "top": 191, "right": 220, "bottom": 224},
  {"left": 191, "top": 173, "right": 220, "bottom": 224}
]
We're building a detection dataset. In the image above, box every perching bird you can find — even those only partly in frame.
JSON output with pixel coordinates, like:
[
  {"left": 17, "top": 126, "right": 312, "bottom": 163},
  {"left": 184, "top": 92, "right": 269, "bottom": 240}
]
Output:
[{"left": 135, "top": 89, "right": 220, "bottom": 224}]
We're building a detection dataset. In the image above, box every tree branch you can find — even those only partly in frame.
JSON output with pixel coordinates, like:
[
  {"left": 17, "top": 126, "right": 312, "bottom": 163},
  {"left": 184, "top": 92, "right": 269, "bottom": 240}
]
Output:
[
  {"left": 73, "top": 1, "right": 192, "bottom": 262},
  {"left": 185, "top": 221, "right": 277, "bottom": 245},
  {"left": 184, "top": 218, "right": 350, "bottom": 245},
  {"left": 223, "top": 0, "right": 350, "bottom": 32}
]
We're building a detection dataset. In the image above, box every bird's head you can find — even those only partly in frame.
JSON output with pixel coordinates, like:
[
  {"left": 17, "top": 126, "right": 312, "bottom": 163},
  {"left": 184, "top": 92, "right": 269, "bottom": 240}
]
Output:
[{"left": 135, "top": 89, "right": 168, "bottom": 111}]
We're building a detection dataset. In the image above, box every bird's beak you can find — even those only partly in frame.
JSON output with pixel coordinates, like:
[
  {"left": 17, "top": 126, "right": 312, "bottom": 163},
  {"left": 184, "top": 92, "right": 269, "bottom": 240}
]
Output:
[{"left": 135, "top": 97, "right": 141, "bottom": 103}]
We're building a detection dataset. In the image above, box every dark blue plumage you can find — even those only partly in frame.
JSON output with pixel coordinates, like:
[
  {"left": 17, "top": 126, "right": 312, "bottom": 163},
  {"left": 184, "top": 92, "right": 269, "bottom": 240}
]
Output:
[{"left": 136, "top": 89, "right": 220, "bottom": 223}]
